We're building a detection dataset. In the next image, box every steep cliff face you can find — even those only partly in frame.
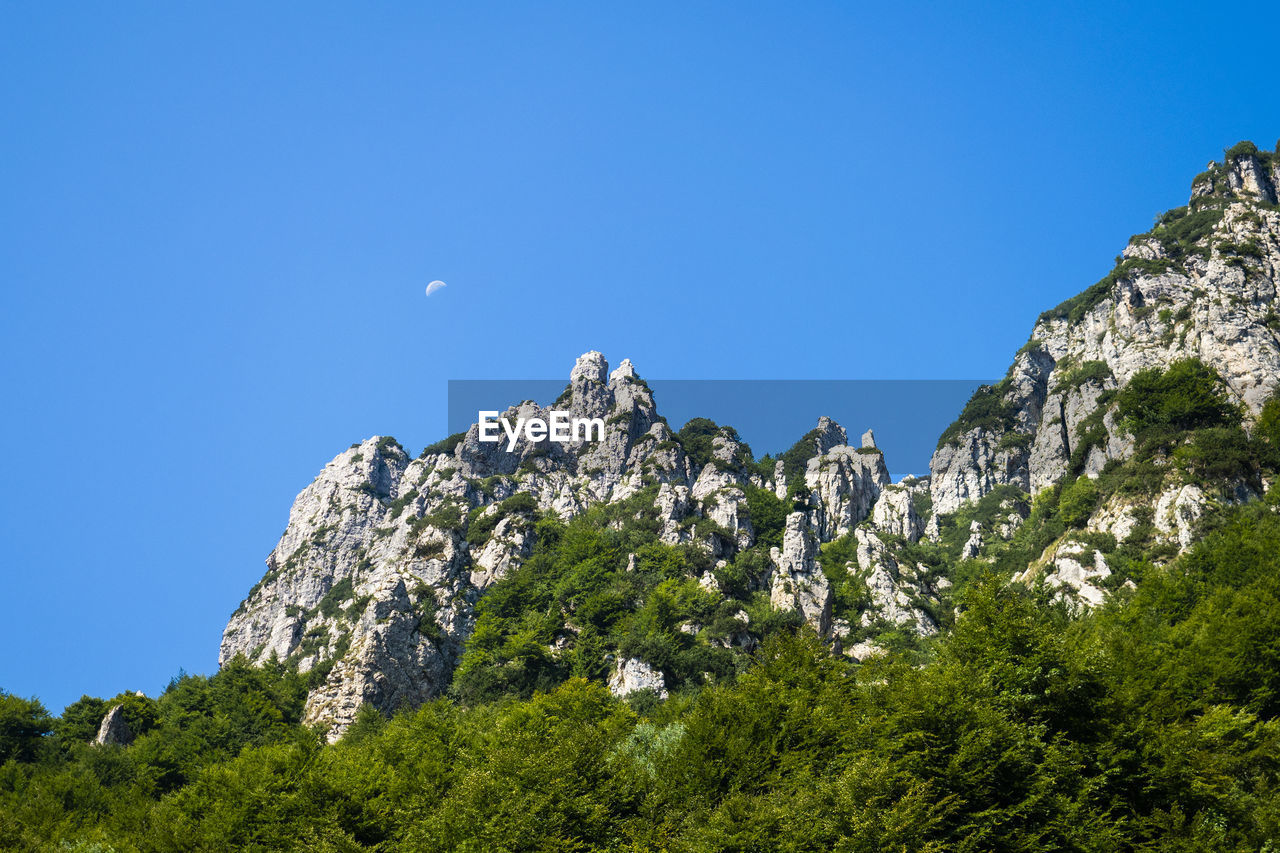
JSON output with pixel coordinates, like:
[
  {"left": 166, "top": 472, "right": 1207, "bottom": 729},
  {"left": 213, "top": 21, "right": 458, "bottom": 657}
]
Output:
[
  {"left": 223, "top": 353, "right": 922, "bottom": 739},
  {"left": 930, "top": 144, "right": 1280, "bottom": 515}
]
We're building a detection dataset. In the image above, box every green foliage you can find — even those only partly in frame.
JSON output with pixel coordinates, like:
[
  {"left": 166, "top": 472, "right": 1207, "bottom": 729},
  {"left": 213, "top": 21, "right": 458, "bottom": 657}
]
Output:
[
  {"left": 413, "top": 501, "right": 464, "bottom": 532},
  {"left": 319, "top": 577, "right": 355, "bottom": 618},
  {"left": 419, "top": 432, "right": 465, "bottom": 458},
  {"left": 1065, "top": 359, "right": 1262, "bottom": 499},
  {"left": 775, "top": 427, "right": 825, "bottom": 481},
  {"left": 1057, "top": 475, "right": 1099, "bottom": 528},
  {"left": 105, "top": 692, "right": 160, "bottom": 741},
  {"left": 1054, "top": 358, "right": 1113, "bottom": 391},
  {"left": 451, "top": 489, "right": 771, "bottom": 707},
  {"left": 1257, "top": 394, "right": 1280, "bottom": 448},
  {"left": 1174, "top": 425, "right": 1259, "bottom": 487},
  {"left": 0, "top": 691, "right": 53, "bottom": 763},
  {"left": 374, "top": 436, "right": 403, "bottom": 457},
  {"left": 1225, "top": 139, "right": 1260, "bottom": 160},
  {"left": 1150, "top": 206, "right": 1224, "bottom": 262},
  {"left": 465, "top": 492, "right": 539, "bottom": 548},
  {"left": 386, "top": 488, "right": 418, "bottom": 519},
  {"left": 817, "top": 534, "right": 871, "bottom": 622},
  {"left": 1117, "top": 358, "right": 1238, "bottom": 438},
  {"left": 742, "top": 484, "right": 786, "bottom": 550},
  {"left": 675, "top": 417, "right": 723, "bottom": 472},
  {"left": 54, "top": 696, "right": 108, "bottom": 745},
  {"left": 937, "top": 380, "right": 1016, "bottom": 448},
  {"left": 11, "top": 502, "right": 1280, "bottom": 848},
  {"left": 997, "top": 430, "right": 1033, "bottom": 451}
]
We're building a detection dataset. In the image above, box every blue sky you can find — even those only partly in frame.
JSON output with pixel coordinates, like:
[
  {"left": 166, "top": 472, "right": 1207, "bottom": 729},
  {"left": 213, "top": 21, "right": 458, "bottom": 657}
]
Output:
[{"left": 3, "top": 2, "right": 1278, "bottom": 712}]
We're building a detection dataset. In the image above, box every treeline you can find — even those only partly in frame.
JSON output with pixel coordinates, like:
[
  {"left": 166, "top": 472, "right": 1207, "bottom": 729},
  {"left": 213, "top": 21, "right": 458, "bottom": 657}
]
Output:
[
  {"left": 5, "top": 492, "right": 1280, "bottom": 850},
  {"left": 7, "top": 359, "right": 1280, "bottom": 850}
]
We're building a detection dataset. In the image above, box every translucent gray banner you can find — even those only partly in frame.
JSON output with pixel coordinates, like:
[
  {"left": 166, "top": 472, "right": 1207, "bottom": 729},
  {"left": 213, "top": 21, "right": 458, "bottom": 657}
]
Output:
[{"left": 447, "top": 379, "right": 992, "bottom": 480}]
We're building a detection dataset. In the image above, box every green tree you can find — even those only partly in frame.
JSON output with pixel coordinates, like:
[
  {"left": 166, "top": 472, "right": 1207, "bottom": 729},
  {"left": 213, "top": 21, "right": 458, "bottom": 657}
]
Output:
[
  {"left": 0, "top": 690, "right": 53, "bottom": 763},
  {"left": 56, "top": 695, "right": 108, "bottom": 745}
]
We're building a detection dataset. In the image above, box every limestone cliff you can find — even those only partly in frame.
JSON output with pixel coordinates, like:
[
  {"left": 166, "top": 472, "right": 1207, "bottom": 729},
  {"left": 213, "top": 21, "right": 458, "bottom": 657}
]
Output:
[
  {"left": 223, "top": 353, "right": 919, "bottom": 739},
  {"left": 931, "top": 143, "right": 1280, "bottom": 515}
]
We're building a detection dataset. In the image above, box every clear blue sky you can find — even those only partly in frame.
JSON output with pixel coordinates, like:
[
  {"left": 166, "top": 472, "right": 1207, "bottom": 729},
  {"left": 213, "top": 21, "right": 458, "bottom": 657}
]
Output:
[{"left": 3, "top": 2, "right": 1278, "bottom": 712}]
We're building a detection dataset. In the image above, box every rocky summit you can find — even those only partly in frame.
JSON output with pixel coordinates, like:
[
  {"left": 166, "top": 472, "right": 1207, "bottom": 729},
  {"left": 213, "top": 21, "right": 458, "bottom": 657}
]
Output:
[
  {"left": 220, "top": 351, "right": 935, "bottom": 740},
  {"left": 224, "top": 142, "right": 1280, "bottom": 741}
]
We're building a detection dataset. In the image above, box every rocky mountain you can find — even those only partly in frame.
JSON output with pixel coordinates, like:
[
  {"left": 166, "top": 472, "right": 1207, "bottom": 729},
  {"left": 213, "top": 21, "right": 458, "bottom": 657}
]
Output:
[
  {"left": 222, "top": 354, "right": 937, "bottom": 739},
  {"left": 224, "top": 141, "right": 1280, "bottom": 741},
  {"left": 924, "top": 141, "right": 1280, "bottom": 603},
  {"left": 932, "top": 142, "right": 1280, "bottom": 512}
]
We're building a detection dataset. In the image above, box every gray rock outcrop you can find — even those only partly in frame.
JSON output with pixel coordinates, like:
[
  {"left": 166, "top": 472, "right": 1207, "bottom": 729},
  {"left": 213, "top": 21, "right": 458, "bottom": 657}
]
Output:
[
  {"left": 223, "top": 352, "right": 939, "bottom": 739},
  {"left": 608, "top": 658, "right": 668, "bottom": 699},
  {"left": 769, "top": 512, "right": 831, "bottom": 634},
  {"left": 94, "top": 705, "right": 132, "bottom": 746}
]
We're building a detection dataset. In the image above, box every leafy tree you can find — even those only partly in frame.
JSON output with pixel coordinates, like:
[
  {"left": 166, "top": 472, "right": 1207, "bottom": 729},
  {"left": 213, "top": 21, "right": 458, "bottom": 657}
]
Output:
[
  {"left": 1117, "top": 358, "right": 1237, "bottom": 441},
  {"left": 0, "top": 691, "right": 53, "bottom": 763},
  {"left": 742, "top": 484, "right": 786, "bottom": 550},
  {"left": 55, "top": 695, "right": 108, "bottom": 745},
  {"left": 676, "top": 417, "right": 725, "bottom": 472}
]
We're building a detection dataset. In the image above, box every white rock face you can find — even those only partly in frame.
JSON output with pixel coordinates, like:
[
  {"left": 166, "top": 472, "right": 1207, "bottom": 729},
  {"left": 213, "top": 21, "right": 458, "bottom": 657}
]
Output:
[
  {"left": 960, "top": 520, "right": 984, "bottom": 560},
  {"left": 815, "top": 416, "right": 849, "bottom": 453},
  {"left": 871, "top": 486, "right": 923, "bottom": 542},
  {"left": 1155, "top": 484, "right": 1207, "bottom": 551},
  {"left": 848, "top": 528, "right": 937, "bottom": 636},
  {"left": 1091, "top": 497, "right": 1140, "bottom": 545},
  {"left": 930, "top": 427, "right": 1035, "bottom": 517},
  {"left": 805, "top": 445, "right": 891, "bottom": 539},
  {"left": 769, "top": 512, "right": 831, "bottom": 634},
  {"left": 94, "top": 705, "right": 132, "bottom": 746},
  {"left": 469, "top": 516, "right": 534, "bottom": 589},
  {"left": 1023, "top": 540, "right": 1112, "bottom": 609},
  {"left": 608, "top": 658, "right": 668, "bottom": 699},
  {"left": 655, "top": 483, "right": 693, "bottom": 545},
  {"left": 845, "top": 641, "right": 886, "bottom": 662}
]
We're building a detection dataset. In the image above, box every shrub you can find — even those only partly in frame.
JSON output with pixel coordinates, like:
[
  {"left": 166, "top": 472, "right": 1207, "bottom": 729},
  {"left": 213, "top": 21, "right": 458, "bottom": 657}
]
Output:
[
  {"left": 1115, "top": 359, "right": 1237, "bottom": 442},
  {"left": 1173, "top": 426, "right": 1259, "bottom": 487},
  {"left": 0, "top": 692, "right": 53, "bottom": 762},
  {"left": 467, "top": 493, "right": 539, "bottom": 548},
  {"left": 775, "top": 427, "right": 827, "bottom": 481},
  {"left": 319, "top": 578, "right": 355, "bottom": 618},
  {"left": 937, "top": 381, "right": 1017, "bottom": 448},
  {"left": 676, "top": 418, "right": 723, "bottom": 472},
  {"left": 1058, "top": 477, "right": 1099, "bottom": 528},
  {"left": 743, "top": 485, "right": 786, "bottom": 550},
  {"left": 420, "top": 432, "right": 466, "bottom": 458},
  {"left": 1055, "top": 360, "right": 1113, "bottom": 392},
  {"left": 1224, "top": 140, "right": 1259, "bottom": 160},
  {"left": 1257, "top": 394, "right": 1280, "bottom": 447}
]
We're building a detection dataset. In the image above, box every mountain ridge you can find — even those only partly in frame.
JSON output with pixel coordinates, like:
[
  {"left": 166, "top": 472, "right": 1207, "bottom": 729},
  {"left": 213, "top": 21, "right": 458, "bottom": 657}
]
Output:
[{"left": 224, "top": 141, "right": 1280, "bottom": 741}]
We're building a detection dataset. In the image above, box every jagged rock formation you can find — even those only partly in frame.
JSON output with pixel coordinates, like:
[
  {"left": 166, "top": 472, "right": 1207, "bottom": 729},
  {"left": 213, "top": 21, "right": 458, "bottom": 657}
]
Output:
[
  {"left": 871, "top": 482, "right": 925, "bottom": 542},
  {"left": 768, "top": 512, "right": 831, "bottom": 634},
  {"left": 223, "top": 352, "right": 925, "bottom": 739},
  {"left": 608, "top": 658, "right": 668, "bottom": 699},
  {"left": 94, "top": 705, "right": 132, "bottom": 746}
]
